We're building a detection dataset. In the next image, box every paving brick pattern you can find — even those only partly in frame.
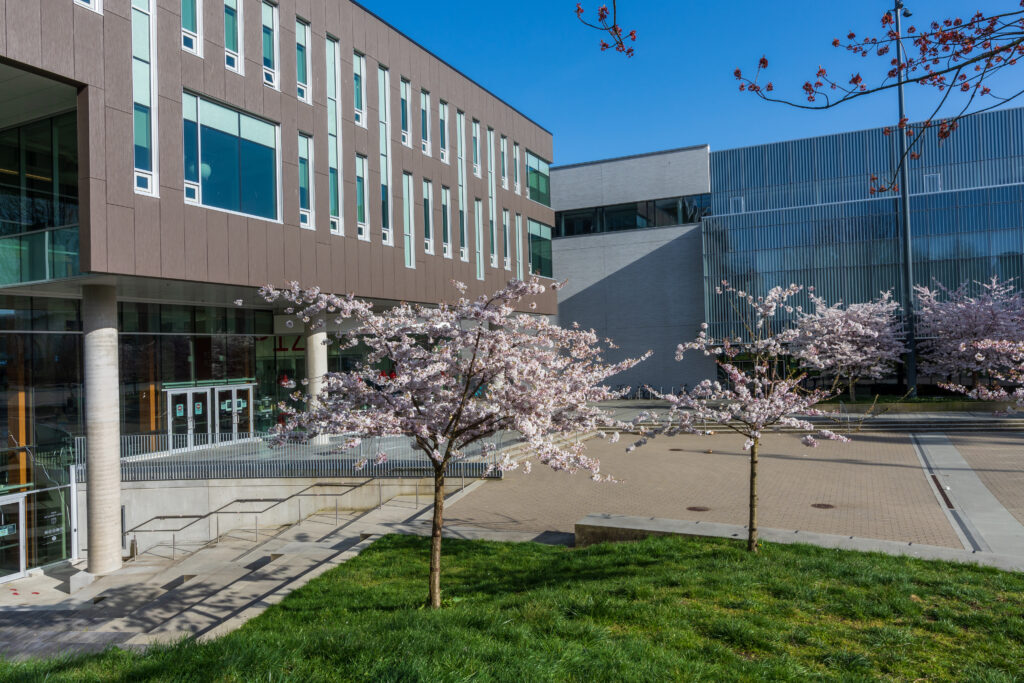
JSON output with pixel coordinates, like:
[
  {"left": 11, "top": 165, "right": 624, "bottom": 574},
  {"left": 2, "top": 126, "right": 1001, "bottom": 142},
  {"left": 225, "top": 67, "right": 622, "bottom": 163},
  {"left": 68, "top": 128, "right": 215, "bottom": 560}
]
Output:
[
  {"left": 447, "top": 432, "right": 963, "bottom": 548},
  {"left": 950, "top": 433, "right": 1024, "bottom": 528}
]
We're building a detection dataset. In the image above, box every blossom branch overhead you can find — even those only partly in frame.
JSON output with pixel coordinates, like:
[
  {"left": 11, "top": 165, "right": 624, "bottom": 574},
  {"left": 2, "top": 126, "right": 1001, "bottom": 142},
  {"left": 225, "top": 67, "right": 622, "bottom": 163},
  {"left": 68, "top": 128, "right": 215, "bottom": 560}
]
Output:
[
  {"left": 736, "top": 4, "right": 1024, "bottom": 192},
  {"left": 575, "top": 2, "right": 637, "bottom": 57}
]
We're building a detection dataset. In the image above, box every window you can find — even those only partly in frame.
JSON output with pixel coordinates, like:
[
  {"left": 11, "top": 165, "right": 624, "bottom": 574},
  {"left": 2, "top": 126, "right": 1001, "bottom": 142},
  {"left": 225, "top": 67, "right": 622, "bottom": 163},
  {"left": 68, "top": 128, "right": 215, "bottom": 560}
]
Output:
[
  {"left": 456, "top": 110, "right": 468, "bottom": 261},
  {"left": 132, "top": 0, "right": 158, "bottom": 195},
  {"left": 295, "top": 19, "right": 311, "bottom": 103},
  {"left": 487, "top": 128, "right": 497, "bottom": 267},
  {"left": 182, "top": 93, "right": 279, "bottom": 220},
  {"left": 525, "top": 151, "right": 551, "bottom": 207},
  {"left": 528, "top": 219, "right": 553, "bottom": 278},
  {"left": 730, "top": 196, "right": 745, "bottom": 214},
  {"left": 399, "top": 79, "right": 411, "bottom": 147},
  {"left": 515, "top": 213, "right": 524, "bottom": 279},
  {"left": 298, "top": 133, "right": 313, "bottom": 228},
  {"left": 502, "top": 209, "right": 511, "bottom": 270},
  {"left": 420, "top": 90, "right": 431, "bottom": 155},
  {"left": 500, "top": 136, "right": 508, "bottom": 189},
  {"left": 353, "top": 52, "right": 366, "bottom": 126},
  {"left": 355, "top": 154, "right": 368, "bottom": 239},
  {"left": 438, "top": 101, "right": 449, "bottom": 163},
  {"left": 471, "top": 120, "right": 481, "bottom": 176},
  {"left": 326, "top": 37, "right": 343, "bottom": 235},
  {"left": 224, "top": 0, "right": 243, "bottom": 72},
  {"left": 422, "top": 179, "right": 434, "bottom": 254},
  {"left": 402, "top": 173, "right": 415, "bottom": 268},
  {"left": 74, "top": 0, "right": 102, "bottom": 13},
  {"left": 924, "top": 173, "right": 942, "bottom": 193},
  {"left": 378, "top": 66, "right": 393, "bottom": 245},
  {"left": 181, "top": 0, "right": 202, "bottom": 55},
  {"left": 261, "top": 1, "right": 279, "bottom": 88},
  {"left": 513, "top": 142, "right": 521, "bottom": 194},
  {"left": 401, "top": 171, "right": 413, "bottom": 266},
  {"left": 441, "top": 186, "right": 452, "bottom": 258},
  {"left": 474, "top": 198, "right": 484, "bottom": 280}
]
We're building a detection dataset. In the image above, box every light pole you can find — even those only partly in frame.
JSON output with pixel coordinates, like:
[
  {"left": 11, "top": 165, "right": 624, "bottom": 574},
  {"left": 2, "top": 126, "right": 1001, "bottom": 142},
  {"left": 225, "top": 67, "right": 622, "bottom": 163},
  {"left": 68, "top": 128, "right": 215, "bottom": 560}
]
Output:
[{"left": 895, "top": 0, "right": 918, "bottom": 397}]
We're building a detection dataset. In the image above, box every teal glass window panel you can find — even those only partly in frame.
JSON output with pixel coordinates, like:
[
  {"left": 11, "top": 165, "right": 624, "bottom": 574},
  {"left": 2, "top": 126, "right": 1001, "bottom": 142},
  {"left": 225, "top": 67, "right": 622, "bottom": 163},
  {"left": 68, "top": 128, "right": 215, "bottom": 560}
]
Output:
[
  {"left": 181, "top": 0, "right": 198, "bottom": 33},
  {"left": 131, "top": 9, "right": 151, "bottom": 60},
  {"left": 133, "top": 104, "right": 152, "bottom": 172},
  {"left": 224, "top": 2, "right": 239, "bottom": 52}
]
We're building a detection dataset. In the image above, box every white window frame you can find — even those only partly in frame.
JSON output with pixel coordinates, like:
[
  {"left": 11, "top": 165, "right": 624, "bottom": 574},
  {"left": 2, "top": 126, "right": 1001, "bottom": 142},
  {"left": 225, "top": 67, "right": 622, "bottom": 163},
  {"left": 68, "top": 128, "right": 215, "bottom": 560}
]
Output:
[
  {"left": 353, "top": 52, "right": 367, "bottom": 127},
  {"left": 441, "top": 185, "right": 452, "bottom": 258},
  {"left": 399, "top": 79, "right": 411, "bottom": 147},
  {"left": 133, "top": 0, "right": 159, "bottom": 197},
  {"left": 182, "top": 92, "right": 283, "bottom": 222},
  {"left": 298, "top": 132, "right": 314, "bottom": 229},
  {"left": 402, "top": 172, "right": 416, "bottom": 269},
  {"left": 295, "top": 18, "right": 312, "bottom": 104},
  {"left": 378, "top": 65, "right": 394, "bottom": 246},
  {"left": 487, "top": 128, "right": 497, "bottom": 268},
  {"left": 74, "top": 0, "right": 102, "bottom": 14},
  {"left": 474, "top": 198, "right": 484, "bottom": 280},
  {"left": 515, "top": 213, "right": 524, "bottom": 279},
  {"left": 513, "top": 142, "right": 521, "bottom": 195},
  {"left": 224, "top": 0, "right": 244, "bottom": 73},
  {"left": 327, "top": 35, "right": 344, "bottom": 235},
  {"left": 457, "top": 111, "right": 468, "bottom": 262},
  {"left": 422, "top": 179, "right": 434, "bottom": 255},
  {"left": 355, "top": 153, "right": 369, "bottom": 240},
  {"left": 181, "top": 0, "right": 203, "bottom": 56},
  {"left": 438, "top": 101, "right": 449, "bottom": 164},
  {"left": 500, "top": 136, "right": 508, "bottom": 190},
  {"left": 502, "top": 209, "right": 511, "bottom": 270},
  {"left": 261, "top": 1, "right": 279, "bottom": 90},
  {"left": 472, "top": 119, "right": 481, "bottom": 177},
  {"left": 420, "top": 90, "right": 432, "bottom": 156}
]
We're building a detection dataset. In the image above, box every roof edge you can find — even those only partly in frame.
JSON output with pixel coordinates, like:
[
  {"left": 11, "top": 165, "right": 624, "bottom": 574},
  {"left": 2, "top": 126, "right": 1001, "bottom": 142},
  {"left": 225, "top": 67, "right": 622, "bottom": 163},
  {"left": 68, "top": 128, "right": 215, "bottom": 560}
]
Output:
[{"left": 552, "top": 144, "right": 710, "bottom": 171}]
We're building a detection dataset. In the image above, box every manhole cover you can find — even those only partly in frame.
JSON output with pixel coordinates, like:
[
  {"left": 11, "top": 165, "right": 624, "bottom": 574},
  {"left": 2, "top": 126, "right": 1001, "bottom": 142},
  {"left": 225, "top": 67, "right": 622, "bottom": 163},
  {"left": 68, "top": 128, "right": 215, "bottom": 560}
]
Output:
[
  {"left": 811, "top": 503, "right": 835, "bottom": 509},
  {"left": 687, "top": 506, "right": 710, "bottom": 512}
]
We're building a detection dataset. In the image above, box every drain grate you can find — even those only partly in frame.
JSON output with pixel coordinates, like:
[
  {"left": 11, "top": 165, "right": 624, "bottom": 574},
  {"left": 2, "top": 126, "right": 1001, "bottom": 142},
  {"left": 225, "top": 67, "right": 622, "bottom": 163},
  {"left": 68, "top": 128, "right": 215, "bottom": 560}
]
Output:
[
  {"left": 669, "top": 448, "right": 685, "bottom": 452},
  {"left": 811, "top": 503, "right": 835, "bottom": 510},
  {"left": 686, "top": 506, "right": 710, "bottom": 512}
]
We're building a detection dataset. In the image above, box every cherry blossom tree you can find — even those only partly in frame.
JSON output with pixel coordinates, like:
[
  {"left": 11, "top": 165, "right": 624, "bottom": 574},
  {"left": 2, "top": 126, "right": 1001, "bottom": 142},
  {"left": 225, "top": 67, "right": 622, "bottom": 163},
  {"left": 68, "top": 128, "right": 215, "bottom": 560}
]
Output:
[
  {"left": 650, "top": 283, "right": 849, "bottom": 553},
  {"left": 790, "top": 291, "right": 907, "bottom": 401},
  {"left": 915, "top": 276, "right": 1024, "bottom": 385},
  {"left": 262, "top": 277, "right": 649, "bottom": 608},
  {"left": 574, "top": 2, "right": 637, "bottom": 57},
  {"left": 943, "top": 339, "right": 1024, "bottom": 404}
]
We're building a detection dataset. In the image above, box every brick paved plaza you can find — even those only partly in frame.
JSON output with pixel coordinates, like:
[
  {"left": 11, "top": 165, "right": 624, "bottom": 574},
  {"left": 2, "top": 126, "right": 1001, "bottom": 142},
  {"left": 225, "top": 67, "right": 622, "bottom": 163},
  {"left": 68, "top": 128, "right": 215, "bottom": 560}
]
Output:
[
  {"left": 951, "top": 432, "right": 1024, "bottom": 527},
  {"left": 448, "top": 432, "right": 966, "bottom": 548}
]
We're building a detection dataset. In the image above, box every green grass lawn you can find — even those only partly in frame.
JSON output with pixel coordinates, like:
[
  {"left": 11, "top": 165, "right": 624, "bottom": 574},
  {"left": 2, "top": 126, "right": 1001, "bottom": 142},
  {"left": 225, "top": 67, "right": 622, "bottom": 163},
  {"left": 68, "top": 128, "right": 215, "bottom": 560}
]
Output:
[{"left": 5, "top": 534, "right": 1024, "bottom": 682}]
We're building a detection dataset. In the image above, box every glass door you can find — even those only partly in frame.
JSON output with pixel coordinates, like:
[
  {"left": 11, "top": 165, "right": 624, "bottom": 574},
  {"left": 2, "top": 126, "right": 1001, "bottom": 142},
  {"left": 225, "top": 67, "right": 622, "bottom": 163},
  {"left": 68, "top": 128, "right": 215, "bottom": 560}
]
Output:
[
  {"left": 214, "top": 386, "right": 255, "bottom": 443},
  {"left": 0, "top": 495, "right": 25, "bottom": 584},
  {"left": 167, "top": 389, "right": 211, "bottom": 450}
]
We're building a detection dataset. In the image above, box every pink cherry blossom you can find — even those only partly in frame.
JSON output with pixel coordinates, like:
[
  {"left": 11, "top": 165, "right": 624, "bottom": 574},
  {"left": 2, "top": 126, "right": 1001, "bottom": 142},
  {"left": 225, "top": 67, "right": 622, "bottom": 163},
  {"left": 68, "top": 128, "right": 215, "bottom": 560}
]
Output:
[{"left": 261, "top": 276, "right": 649, "bottom": 608}]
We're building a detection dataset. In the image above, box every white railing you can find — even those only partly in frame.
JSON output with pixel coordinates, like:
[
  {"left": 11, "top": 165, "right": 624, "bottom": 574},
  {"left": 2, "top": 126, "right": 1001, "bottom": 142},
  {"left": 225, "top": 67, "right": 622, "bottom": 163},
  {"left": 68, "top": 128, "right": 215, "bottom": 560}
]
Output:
[{"left": 73, "top": 431, "right": 518, "bottom": 483}]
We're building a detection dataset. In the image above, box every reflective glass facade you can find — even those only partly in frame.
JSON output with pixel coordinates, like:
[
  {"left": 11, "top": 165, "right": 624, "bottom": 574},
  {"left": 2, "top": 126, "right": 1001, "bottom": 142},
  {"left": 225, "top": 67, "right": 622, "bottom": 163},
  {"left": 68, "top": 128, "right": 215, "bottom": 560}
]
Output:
[
  {"left": 0, "top": 113, "right": 80, "bottom": 285},
  {"left": 703, "top": 107, "right": 1024, "bottom": 339},
  {"left": 555, "top": 193, "right": 711, "bottom": 238}
]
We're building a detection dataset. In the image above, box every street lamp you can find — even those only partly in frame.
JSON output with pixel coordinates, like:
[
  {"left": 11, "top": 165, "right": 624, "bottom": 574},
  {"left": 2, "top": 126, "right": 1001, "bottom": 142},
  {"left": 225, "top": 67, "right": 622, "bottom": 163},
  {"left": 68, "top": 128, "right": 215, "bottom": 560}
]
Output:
[{"left": 894, "top": 0, "right": 918, "bottom": 397}]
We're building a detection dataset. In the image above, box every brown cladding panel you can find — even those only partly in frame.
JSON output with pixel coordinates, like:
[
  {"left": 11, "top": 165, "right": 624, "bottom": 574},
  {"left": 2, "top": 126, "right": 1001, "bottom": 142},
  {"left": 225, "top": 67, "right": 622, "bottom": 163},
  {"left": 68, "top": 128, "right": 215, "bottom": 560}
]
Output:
[{"left": 1, "top": 0, "right": 554, "bottom": 312}]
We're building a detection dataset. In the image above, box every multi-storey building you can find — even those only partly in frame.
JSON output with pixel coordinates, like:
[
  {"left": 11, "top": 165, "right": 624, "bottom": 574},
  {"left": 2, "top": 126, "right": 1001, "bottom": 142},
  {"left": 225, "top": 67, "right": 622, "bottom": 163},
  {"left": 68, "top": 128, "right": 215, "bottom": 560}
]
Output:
[
  {"left": 0, "top": 0, "right": 555, "bottom": 582},
  {"left": 552, "top": 107, "right": 1024, "bottom": 394}
]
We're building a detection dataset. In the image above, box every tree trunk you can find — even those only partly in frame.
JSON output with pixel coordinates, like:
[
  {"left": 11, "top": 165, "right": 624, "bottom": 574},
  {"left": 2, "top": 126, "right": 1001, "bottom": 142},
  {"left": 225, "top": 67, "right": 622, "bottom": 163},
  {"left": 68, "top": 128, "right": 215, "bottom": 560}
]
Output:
[
  {"left": 748, "top": 438, "right": 759, "bottom": 553},
  {"left": 849, "top": 379, "right": 857, "bottom": 402},
  {"left": 428, "top": 468, "right": 445, "bottom": 609}
]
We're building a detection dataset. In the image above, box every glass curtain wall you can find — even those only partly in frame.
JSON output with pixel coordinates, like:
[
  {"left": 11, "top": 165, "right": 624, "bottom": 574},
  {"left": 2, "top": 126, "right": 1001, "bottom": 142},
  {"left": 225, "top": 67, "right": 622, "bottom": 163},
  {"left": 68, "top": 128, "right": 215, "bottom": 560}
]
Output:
[{"left": 0, "top": 113, "right": 80, "bottom": 285}]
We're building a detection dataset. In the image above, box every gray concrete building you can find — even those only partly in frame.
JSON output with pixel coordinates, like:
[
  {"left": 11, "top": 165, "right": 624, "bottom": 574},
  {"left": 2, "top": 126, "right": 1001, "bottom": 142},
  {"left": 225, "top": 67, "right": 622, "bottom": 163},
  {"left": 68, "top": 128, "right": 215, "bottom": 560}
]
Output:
[{"left": 551, "top": 147, "right": 715, "bottom": 394}]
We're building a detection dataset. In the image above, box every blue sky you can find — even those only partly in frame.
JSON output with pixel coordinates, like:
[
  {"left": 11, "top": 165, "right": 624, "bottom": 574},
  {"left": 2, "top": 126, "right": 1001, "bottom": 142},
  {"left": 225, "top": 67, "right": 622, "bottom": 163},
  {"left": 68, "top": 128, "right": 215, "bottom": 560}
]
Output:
[{"left": 360, "top": 0, "right": 1024, "bottom": 165}]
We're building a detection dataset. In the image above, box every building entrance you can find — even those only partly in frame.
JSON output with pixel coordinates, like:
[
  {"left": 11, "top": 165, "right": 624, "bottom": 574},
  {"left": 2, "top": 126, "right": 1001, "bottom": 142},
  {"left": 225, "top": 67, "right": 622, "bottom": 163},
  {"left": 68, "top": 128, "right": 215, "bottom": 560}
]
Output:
[
  {"left": 0, "top": 494, "right": 26, "bottom": 584},
  {"left": 166, "top": 384, "right": 255, "bottom": 450}
]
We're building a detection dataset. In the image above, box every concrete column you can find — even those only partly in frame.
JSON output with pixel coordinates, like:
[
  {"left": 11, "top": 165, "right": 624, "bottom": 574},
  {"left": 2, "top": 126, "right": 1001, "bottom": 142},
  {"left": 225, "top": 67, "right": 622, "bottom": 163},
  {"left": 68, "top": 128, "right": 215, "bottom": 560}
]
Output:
[
  {"left": 305, "top": 326, "right": 328, "bottom": 408},
  {"left": 82, "top": 285, "right": 121, "bottom": 575}
]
